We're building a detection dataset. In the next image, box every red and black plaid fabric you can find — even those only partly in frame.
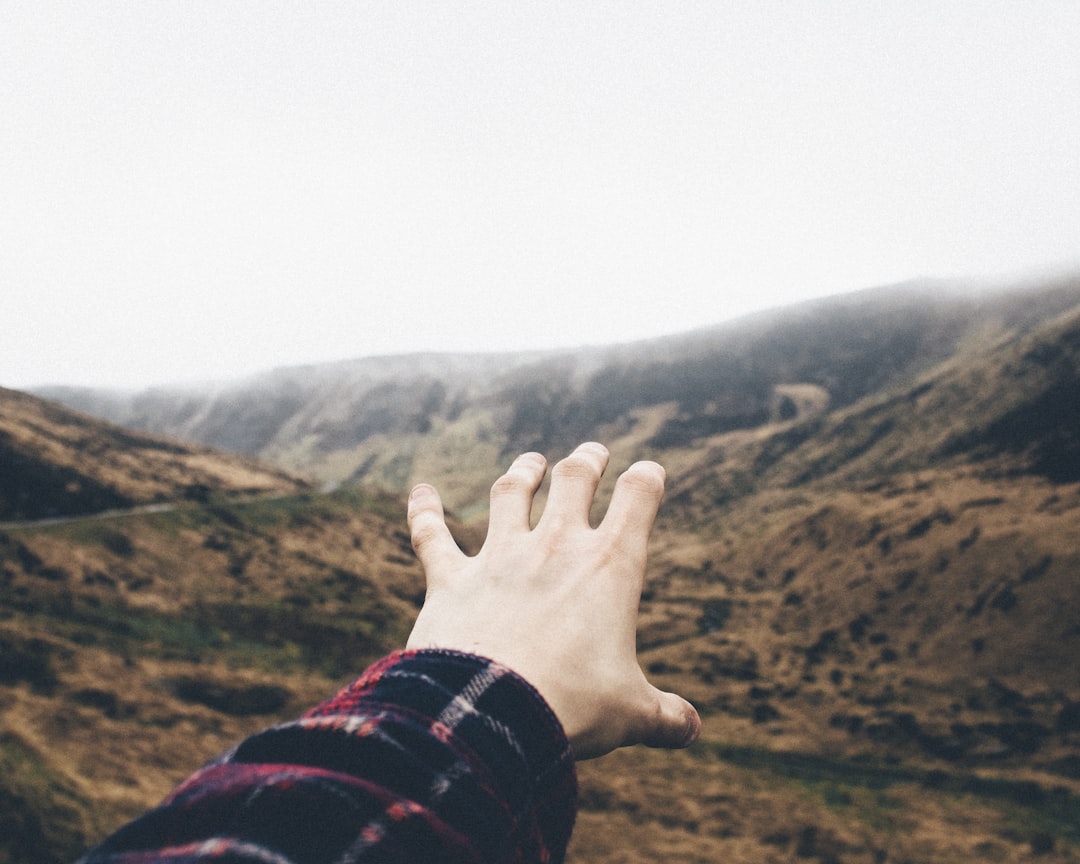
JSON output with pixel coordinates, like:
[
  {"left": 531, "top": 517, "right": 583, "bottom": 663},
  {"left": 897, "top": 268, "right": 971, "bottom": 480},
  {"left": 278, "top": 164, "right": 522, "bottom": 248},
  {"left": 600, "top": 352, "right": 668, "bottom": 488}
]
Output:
[{"left": 79, "top": 650, "right": 578, "bottom": 863}]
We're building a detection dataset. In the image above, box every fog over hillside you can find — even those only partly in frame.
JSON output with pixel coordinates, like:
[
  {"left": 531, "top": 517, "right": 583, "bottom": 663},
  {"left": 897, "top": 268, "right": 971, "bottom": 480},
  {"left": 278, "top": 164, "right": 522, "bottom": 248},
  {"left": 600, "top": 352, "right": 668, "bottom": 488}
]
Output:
[{"left": 36, "top": 274, "right": 1080, "bottom": 508}]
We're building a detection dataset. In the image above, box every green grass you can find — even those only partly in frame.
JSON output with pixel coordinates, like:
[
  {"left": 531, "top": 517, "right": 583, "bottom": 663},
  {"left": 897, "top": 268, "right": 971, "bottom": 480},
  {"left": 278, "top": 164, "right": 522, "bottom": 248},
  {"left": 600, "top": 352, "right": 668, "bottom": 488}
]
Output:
[
  {"left": 700, "top": 742, "right": 1080, "bottom": 848},
  {"left": 0, "top": 731, "right": 94, "bottom": 863},
  {"left": 13, "top": 486, "right": 405, "bottom": 545},
  {"left": 3, "top": 486, "right": 413, "bottom": 673},
  {"left": 0, "top": 582, "right": 405, "bottom": 679}
]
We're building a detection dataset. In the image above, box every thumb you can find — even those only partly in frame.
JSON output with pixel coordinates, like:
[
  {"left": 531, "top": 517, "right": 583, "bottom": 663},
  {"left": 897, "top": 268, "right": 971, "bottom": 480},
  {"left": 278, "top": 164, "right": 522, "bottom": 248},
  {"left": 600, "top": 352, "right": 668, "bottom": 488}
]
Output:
[
  {"left": 638, "top": 688, "right": 701, "bottom": 750},
  {"left": 407, "top": 484, "right": 462, "bottom": 576}
]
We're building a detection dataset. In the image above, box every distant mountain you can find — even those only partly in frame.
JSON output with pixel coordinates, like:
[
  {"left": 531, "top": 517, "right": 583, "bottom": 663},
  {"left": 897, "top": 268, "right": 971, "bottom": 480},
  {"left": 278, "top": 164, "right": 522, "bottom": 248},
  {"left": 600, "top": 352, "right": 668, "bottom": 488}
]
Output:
[
  {"left": 0, "top": 387, "right": 308, "bottom": 521},
  {"left": 37, "top": 273, "right": 1080, "bottom": 513}
]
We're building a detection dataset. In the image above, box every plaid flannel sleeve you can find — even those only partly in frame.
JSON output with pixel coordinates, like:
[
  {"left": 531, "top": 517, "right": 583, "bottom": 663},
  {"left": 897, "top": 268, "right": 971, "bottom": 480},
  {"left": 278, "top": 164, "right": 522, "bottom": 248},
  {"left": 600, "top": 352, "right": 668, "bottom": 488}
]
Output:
[{"left": 78, "top": 650, "right": 579, "bottom": 864}]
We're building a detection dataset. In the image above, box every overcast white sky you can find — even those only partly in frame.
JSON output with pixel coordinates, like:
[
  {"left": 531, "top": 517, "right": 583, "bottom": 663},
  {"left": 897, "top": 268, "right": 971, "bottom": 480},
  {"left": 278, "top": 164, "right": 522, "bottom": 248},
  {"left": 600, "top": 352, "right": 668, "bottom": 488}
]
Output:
[{"left": 3, "top": 2, "right": 1079, "bottom": 389}]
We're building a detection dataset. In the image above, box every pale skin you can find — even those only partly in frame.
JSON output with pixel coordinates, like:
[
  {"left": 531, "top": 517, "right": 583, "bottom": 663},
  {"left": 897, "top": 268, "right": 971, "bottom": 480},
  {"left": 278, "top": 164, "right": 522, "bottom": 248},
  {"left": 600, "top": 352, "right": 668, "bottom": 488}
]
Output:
[{"left": 406, "top": 441, "right": 701, "bottom": 760}]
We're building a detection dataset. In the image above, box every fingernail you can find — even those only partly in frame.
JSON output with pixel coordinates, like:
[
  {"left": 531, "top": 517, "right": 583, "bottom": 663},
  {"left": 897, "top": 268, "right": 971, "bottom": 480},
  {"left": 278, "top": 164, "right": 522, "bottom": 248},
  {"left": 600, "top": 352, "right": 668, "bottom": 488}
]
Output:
[
  {"left": 682, "top": 707, "right": 701, "bottom": 747},
  {"left": 513, "top": 452, "right": 545, "bottom": 469},
  {"left": 408, "top": 484, "right": 435, "bottom": 509}
]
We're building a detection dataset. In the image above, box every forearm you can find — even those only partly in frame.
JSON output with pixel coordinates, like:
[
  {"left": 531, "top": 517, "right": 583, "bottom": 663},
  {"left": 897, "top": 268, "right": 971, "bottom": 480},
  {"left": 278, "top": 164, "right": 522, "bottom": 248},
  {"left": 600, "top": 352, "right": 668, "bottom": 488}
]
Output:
[{"left": 79, "top": 650, "right": 578, "bottom": 864}]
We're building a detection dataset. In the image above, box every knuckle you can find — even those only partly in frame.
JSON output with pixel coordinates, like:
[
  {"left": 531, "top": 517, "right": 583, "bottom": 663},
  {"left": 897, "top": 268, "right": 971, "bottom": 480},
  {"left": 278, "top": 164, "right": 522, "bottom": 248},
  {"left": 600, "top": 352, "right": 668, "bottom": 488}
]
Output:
[
  {"left": 490, "top": 452, "right": 546, "bottom": 499},
  {"left": 618, "top": 464, "right": 664, "bottom": 495},
  {"left": 409, "top": 519, "right": 443, "bottom": 553},
  {"left": 552, "top": 452, "right": 601, "bottom": 482},
  {"left": 490, "top": 470, "right": 529, "bottom": 498}
]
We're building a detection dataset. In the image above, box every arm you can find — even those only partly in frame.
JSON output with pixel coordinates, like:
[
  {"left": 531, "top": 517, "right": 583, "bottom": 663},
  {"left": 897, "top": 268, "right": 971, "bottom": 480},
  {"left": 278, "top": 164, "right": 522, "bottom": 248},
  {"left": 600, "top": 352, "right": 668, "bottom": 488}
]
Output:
[
  {"left": 79, "top": 443, "right": 699, "bottom": 862},
  {"left": 80, "top": 649, "right": 574, "bottom": 863}
]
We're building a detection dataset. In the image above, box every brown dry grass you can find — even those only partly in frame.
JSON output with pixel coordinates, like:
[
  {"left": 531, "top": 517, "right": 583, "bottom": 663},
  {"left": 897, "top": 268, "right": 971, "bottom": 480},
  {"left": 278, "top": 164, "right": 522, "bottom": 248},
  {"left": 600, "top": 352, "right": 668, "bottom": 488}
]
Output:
[{"left": 5, "top": 454, "right": 1079, "bottom": 862}]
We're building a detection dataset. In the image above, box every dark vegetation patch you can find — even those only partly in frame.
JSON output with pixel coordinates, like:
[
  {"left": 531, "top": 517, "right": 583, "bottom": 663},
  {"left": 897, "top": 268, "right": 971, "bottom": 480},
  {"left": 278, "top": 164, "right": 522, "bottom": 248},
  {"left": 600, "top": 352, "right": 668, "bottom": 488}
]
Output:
[
  {"left": 752, "top": 419, "right": 825, "bottom": 474},
  {"left": 1020, "top": 555, "right": 1052, "bottom": 583},
  {"left": 693, "top": 648, "right": 759, "bottom": 684},
  {"left": 939, "top": 319, "right": 1080, "bottom": 482},
  {"left": 905, "top": 508, "right": 954, "bottom": 539},
  {"left": 791, "top": 416, "right": 897, "bottom": 485},
  {"left": 68, "top": 687, "right": 124, "bottom": 719},
  {"left": 0, "top": 732, "right": 90, "bottom": 864},
  {"left": 1057, "top": 701, "right": 1080, "bottom": 736},
  {"left": 0, "top": 632, "right": 60, "bottom": 693},
  {"left": 943, "top": 379, "right": 1080, "bottom": 483},
  {"left": 704, "top": 742, "right": 1080, "bottom": 848},
  {"left": 165, "top": 677, "right": 291, "bottom": 716},
  {"left": 697, "top": 599, "right": 733, "bottom": 634},
  {"left": 99, "top": 529, "right": 134, "bottom": 557},
  {"left": 0, "top": 431, "right": 132, "bottom": 521}
]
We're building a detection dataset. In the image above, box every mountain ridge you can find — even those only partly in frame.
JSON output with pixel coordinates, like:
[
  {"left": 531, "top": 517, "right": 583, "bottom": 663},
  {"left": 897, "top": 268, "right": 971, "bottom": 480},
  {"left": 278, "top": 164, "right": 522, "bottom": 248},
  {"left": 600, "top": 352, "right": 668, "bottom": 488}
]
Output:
[{"left": 33, "top": 274, "right": 1080, "bottom": 515}]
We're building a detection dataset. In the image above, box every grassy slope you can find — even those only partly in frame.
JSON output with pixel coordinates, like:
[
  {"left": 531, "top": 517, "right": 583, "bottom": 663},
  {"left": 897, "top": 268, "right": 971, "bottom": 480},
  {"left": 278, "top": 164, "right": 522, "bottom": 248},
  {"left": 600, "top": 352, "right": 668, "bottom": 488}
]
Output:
[
  {"left": 567, "top": 303, "right": 1080, "bottom": 862},
  {"left": 5, "top": 475, "right": 1076, "bottom": 863},
  {"left": 5, "top": 468, "right": 1079, "bottom": 860},
  {"left": 0, "top": 387, "right": 308, "bottom": 521},
  {"left": 0, "top": 488, "right": 433, "bottom": 863}
]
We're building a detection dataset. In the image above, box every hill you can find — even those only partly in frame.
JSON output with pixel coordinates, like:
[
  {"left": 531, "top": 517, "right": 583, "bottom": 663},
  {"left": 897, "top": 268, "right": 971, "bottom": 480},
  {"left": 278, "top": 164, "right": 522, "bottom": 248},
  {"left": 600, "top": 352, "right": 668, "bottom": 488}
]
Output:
[
  {"left": 36, "top": 274, "right": 1080, "bottom": 516},
  {"left": 4, "top": 272, "right": 1080, "bottom": 862},
  {"left": 0, "top": 486, "right": 434, "bottom": 862},
  {"left": 0, "top": 387, "right": 308, "bottom": 522}
]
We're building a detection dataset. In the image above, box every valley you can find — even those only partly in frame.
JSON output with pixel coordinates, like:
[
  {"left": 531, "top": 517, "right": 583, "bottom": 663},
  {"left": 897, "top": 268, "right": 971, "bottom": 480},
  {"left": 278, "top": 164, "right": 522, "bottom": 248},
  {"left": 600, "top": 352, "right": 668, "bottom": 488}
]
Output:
[{"left": 3, "top": 273, "right": 1080, "bottom": 862}]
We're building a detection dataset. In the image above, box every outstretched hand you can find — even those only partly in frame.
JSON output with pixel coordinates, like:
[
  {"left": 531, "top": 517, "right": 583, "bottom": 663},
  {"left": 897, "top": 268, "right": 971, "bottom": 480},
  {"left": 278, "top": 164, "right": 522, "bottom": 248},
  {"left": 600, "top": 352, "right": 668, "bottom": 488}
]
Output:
[{"left": 405, "top": 442, "right": 700, "bottom": 760}]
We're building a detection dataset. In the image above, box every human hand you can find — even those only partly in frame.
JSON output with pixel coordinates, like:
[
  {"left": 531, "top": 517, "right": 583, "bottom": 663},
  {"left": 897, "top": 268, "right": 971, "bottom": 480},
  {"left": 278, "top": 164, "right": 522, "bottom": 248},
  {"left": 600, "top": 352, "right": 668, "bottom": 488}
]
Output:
[{"left": 405, "top": 442, "right": 700, "bottom": 760}]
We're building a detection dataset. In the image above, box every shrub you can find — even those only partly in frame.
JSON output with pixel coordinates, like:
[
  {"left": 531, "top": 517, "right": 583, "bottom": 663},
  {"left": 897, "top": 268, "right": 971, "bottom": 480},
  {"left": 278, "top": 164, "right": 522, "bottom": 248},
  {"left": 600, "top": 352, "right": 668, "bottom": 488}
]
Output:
[
  {"left": 166, "top": 677, "right": 291, "bottom": 716},
  {"left": 0, "top": 634, "right": 59, "bottom": 693},
  {"left": 100, "top": 530, "right": 134, "bottom": 557}
]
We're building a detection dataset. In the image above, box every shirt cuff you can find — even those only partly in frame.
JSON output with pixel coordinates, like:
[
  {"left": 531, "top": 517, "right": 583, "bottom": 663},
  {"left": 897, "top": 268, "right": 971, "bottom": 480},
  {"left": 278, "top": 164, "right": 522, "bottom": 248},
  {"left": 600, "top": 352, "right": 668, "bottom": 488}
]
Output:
[{"left": 302, "top": 649, "right": 579, "bottom": 862}]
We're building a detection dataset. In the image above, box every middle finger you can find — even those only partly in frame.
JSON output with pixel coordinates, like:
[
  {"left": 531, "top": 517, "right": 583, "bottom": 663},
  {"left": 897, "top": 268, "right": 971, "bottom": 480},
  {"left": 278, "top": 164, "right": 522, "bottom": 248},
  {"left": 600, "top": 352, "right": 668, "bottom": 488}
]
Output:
[{"left": 539, "top": 442, "right": 610, "bottom": 529}]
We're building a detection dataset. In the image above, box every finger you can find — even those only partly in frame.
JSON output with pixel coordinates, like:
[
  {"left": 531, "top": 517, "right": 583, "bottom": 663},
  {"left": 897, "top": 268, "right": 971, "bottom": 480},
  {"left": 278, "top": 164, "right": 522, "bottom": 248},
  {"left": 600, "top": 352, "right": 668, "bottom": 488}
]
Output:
[
  {"left": 540, "top": 442, "right": 610, "bottom": 528},
  {"left": 600, "top": 460, "right": 665, "bottom": 552},
  {"left": 407, "top": 483, "right": 462, "bottom": 577},
  {"left": 487, "top": 451, "right": 547, "bottom": 536},
  {"left": 637, "top": 688, "right": 701, "bottom": 750}
]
